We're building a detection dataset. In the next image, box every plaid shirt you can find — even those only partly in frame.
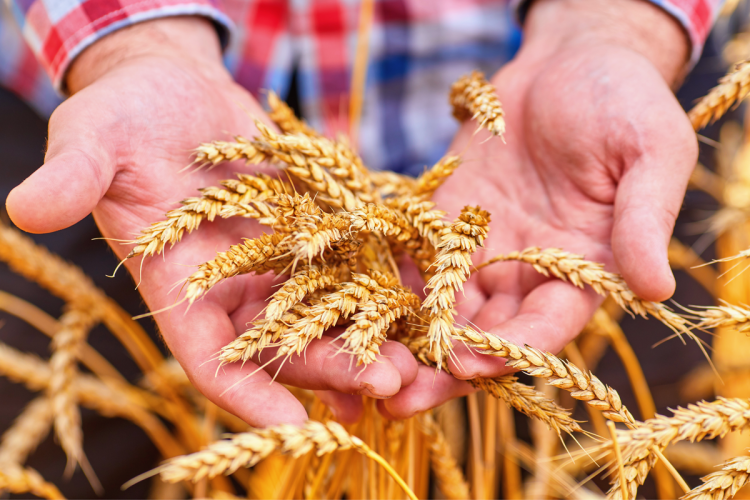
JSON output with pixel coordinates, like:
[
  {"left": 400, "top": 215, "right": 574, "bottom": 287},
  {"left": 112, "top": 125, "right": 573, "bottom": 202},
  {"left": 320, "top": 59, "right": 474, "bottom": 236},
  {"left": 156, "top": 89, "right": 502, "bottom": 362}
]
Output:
[{"left": 0, "top": 0, "right": 724, "bottom": 174}]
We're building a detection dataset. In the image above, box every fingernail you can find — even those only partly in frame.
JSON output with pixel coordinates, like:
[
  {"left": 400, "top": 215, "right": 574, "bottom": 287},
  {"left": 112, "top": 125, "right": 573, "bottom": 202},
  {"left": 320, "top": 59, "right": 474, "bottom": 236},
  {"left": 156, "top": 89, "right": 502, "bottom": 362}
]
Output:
[{"left": 359, "top": 382, "right": 391, "bottom": 399}]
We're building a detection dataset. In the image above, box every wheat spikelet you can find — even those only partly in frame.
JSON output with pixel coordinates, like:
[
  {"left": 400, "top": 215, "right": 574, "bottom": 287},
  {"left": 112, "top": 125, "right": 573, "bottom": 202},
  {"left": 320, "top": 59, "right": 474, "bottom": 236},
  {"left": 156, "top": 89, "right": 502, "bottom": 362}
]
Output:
[
  {"left": 126, "top": 173, "right": 288, "bottom": 260},
  {"left": 688, "top": 60, "right": 750, "bottom": 130},
  {"left": 479, "top": 247, "right": 693, "bottom": 336},
  {"left": 690, "top": 301, "right": 750, "bottom": 334},
  {"left": 253, "top": 121, "right": 374, "bottom": 210},
  {"left": 350, "top": 203, "right": 419, "bottom": 244},
  {"left": 0, "top": 465, "right": 64, "bottom": 500},
  {"left": 47, "top": 308, "right": 96, "bottom": 475},
  {"left": 152, "top": 420, "right": 416, "bottom": 500},
  {"left": 420, "top": 412, "right": 470, "bottom": 500},
  {"left": 267, "top": 91, "right": 319, "bottom": 137},
  {"left": 413, "top": 155, "right": 462, "bottom": 199},
  {"left": 0, "top": 397, "right": 52, "bottom": 465},
  {"left": 449, "top": 71, "right": 505, "bottom": 137},
  {"left": 402, "top": 335, "right": 583, "bottom": 436},
  {"left": 456, "top": 327, "right": 635, "bottom": 425},
  {"left": 265, "top": 267, "right": 338, "bottom": 322},
  {"left": 682, "top": 455, "right": 750, "bottom": 500},
  {"left": 194, "top": 136, "right": 267, "bottom": 168},
  {"left": 606, "top": 398, "right": 750, "bottom": 500},
  {"left": 422, "top": 206, "right": 490, "bottom": 369},
  {"left": 337, "top": 276, "right": 420, "bottom": 366},
  {"left": 184, "top": 233, "right": 292, "bottom": 303}
]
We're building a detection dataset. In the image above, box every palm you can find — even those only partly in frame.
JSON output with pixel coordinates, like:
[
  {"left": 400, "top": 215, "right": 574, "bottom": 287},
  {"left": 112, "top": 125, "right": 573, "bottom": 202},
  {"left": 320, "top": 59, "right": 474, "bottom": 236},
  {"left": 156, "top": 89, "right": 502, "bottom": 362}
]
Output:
[
  {"left": 382, "top": 44, "right": 697, "bottom": 417},
  {"left": 23, "top": 57, "right": 414, "bottom": 426}
]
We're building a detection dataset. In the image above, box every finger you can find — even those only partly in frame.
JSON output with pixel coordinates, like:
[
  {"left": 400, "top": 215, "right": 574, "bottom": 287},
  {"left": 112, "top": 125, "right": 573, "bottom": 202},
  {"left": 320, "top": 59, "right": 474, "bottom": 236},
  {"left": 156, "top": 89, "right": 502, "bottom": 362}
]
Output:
[
  {"left": 6, "top": 101, "right": 116, "bottom": 233},
  {"left": 250, "top": 338, "right": 417, "bottom": 399},
  {"left": 449, "top": 279, "right": 602, "bottom": 379},
  {"left": 611, "top": 112, "right": 697, "bottom": 302},
  {"left": 314, "top": 391, "right": 363, "bottom": 424},
  {"left": 381, "top": 365, "right": 475, "bottom": 419},
  {"left": 162, "top": 299, "right": 308, "bottom": 427}
]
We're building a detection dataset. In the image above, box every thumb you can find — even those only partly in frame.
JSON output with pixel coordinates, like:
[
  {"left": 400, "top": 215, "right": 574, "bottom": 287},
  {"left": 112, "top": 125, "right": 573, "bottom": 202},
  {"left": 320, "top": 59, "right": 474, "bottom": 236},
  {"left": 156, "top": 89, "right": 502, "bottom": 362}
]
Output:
[
  {"left": 611, "top": 137, "right": 696, "bottom": 302},
  {"left": 6, "top": 111, "right": 115, "bottom": 234}
]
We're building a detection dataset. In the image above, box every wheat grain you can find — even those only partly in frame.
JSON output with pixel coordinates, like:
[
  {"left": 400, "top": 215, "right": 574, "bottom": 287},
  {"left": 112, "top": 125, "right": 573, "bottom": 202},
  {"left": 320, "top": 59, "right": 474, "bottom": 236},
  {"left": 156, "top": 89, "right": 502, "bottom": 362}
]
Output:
[
  {"left": 682, "top": 455, "right": 750, "bottom": 500},
  {"left": 0, "top": 465, "right": 64, "bottom": 500},
  {"left": 478, "top": 247, "right": 693, "bottom": 336},
  {"left": 153, "top": 420, "right": 417, "bottom": 500},
  {"left": 420, "top": 412, "right": 471, "bottom": 500},
  {"left": 688, "top": 60, "right": 750, "bottom": 130},
  {"left": 0, "top": 397, "right": 52, "bottom": 466},
  {"left": 267, "top": 91, "right": 319, "bottom": 137},
  {"left": 606, "top": 398, "right": 750, "bottom": 500},
  {"left": 422, "top": 206, "right": 491, "bottom": 369},
  {"left": 449, "top": 71, "right": 505, "bottom": 137}
]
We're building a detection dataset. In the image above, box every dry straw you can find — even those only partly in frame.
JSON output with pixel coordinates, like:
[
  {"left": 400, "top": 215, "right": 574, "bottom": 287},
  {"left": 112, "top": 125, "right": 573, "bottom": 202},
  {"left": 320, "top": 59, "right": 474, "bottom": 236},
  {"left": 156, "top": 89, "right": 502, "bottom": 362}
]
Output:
[
  {"left": 420, "top": 412, "right": 471, "bottom": 500},
  {"left": 688, "top": 60, "right": 750, "bottom": 130}
]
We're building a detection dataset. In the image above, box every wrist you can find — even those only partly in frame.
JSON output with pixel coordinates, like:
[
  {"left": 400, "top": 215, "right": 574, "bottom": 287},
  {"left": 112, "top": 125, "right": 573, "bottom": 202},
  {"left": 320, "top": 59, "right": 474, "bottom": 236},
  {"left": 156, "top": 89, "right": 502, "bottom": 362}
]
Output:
[
  {"left": 522, "top": 0, "right": 690, "bottom": 85},
  {"left": 66, "top": 16, "right": 228, "bottom": 94}
]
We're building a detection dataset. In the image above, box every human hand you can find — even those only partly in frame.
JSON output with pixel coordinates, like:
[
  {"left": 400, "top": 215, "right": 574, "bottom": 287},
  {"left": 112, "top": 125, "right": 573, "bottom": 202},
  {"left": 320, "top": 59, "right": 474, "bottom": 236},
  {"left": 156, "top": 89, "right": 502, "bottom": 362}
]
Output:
[
  {"left": 381, "top": 0, "right": 697, "bottom": 418},
  {"left": 5, "top": 17, "right": 417, "bottom": 426}
]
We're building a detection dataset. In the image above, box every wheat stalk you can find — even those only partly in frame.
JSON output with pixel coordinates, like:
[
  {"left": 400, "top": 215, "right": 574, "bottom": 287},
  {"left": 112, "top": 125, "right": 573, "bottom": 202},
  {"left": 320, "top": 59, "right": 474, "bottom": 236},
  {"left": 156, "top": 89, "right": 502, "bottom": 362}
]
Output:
[
  {"left": 450, "top": 71, "right": 505, "bottom": 137},
  {"left": 606, "top": 398, "right": 750, "bottom": 500},
  {"left": 0, "top": 465, "right": 64, "bottom": 500},
  {"left": 147, "top": 420, "right": 417, "bottom": 500},
  {"left": 0, "top": 397, "right": 52, "bottom": 466},
  {"left": 420, "top": 412, "right": 471, "bottom": 500},
  {"left": 688, "top": 60, "right": 750, "bottom": 130},
  {"left": 682, "top": 455, "right": 750, "bottom": 500},
  {"left": 422, "top": 206, "right": 491, "bottom": 369}
]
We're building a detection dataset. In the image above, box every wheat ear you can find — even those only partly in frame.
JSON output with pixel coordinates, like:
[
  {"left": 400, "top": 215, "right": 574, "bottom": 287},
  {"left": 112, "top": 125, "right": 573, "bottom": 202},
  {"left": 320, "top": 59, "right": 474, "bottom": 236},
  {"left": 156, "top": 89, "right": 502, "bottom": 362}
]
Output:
[
  {"left": 422, "top": 206, "right": 491, "bottom": 369},
  {"left": 0, "top": 466, "right": 64, "bottom": 500},
  {"left": 0, "top": 397, "right": 52, "bottom": 465},
  {"left": 402, "top": 335, "right": 583, "bottom": 436},
  {"left": 456, "top": 327, "right": 635, "bottom": 425},
  {"left": 413, "top": 155, "right": 462, "bottom": 199},
  {"left": 47, "top": 308, "right": 96, "bottom": 475},
  {"left": 606, "top": 398, "right": 750, "bottom": 500},
  {"left": 682, "top": 455, "right": 750, "bottom": 500},
  {"left": 449, "top": 71, "right": 505, "bottom": 137},
  {"left": 477, "top": 247, "right": 693, "bottom": 337},
  {"left": 267, "top": 91, "right": 319, "bottom": 137},
  {"left": 420, "top": 412, "right": 471, "bottom": 500},
  {"left": 689, "top": 301, "right": 750, "bottom": 334},
  {"left": 688, "top": 60, "right": 750, "bottom": 130},
  {"left": 148, "top": 420, "right": 417, "bottom": 500},
  {"left": 126, "top": 173, "right": 288, "bottom": 259},
  {"left": 194, "top": 136, "right": 267, "bottom": 168},
  {"left": 370, "top": 170, "right": 418, "bottom": 198}
]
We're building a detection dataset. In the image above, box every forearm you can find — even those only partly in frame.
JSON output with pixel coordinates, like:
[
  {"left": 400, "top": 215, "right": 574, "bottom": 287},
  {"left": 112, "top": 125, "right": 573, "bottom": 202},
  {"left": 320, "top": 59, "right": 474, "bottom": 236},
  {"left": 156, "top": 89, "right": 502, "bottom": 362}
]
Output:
[
  {"left": 522, "top": 0, "right": 690, "bottom": 85},
  {"left": 67, "top": 16, "right": 227, "bottom": 94}
]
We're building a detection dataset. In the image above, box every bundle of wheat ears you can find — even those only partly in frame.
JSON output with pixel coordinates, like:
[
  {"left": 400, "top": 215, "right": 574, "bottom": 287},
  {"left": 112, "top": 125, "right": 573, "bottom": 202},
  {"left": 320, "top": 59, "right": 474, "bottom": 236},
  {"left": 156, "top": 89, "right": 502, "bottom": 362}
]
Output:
[{"left": 4, "top": 62, "right": 750, "bottom": 499}]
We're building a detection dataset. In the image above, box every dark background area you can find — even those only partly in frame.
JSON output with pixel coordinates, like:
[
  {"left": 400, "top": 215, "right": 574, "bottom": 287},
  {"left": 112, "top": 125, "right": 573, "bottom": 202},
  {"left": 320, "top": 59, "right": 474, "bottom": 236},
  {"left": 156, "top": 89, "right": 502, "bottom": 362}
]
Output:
[{"left": 0, "top": 15, "right": 745, "bottom": 497}]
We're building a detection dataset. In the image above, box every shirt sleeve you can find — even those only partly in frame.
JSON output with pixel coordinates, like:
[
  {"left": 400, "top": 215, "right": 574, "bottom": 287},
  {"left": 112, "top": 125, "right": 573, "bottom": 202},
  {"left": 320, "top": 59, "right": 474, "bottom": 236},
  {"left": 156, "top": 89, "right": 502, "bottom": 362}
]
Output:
[
  {"left": 5, "top": 0, "right": 234, "bottom": 93},
  {"left": 511, "top": 0, "right": 725, "bottom": 67}
]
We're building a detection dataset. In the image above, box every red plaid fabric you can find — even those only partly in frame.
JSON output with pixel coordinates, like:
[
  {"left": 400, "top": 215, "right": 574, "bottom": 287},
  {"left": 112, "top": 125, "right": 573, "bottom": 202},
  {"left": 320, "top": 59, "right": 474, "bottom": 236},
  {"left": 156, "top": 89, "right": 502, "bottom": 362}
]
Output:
[{"left": 0, "top": 0, "right": 726, "bottom": 173}]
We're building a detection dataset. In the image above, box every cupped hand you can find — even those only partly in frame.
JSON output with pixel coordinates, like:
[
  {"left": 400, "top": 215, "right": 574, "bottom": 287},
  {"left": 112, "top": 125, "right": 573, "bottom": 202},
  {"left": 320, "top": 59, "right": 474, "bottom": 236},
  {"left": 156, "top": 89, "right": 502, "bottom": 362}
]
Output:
[
  {"left": 5, "top": 17, "right": 417, "bottom": 426},
  {"left": 382, "top": 0, "right": 698, "bottom": 418}
]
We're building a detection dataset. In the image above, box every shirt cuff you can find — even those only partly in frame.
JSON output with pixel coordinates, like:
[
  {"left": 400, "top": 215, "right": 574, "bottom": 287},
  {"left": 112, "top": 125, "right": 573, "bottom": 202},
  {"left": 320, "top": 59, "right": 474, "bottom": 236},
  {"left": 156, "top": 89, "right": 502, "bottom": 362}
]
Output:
[
  {"left": 510, "top": 0, "right": 723, "bottom": 67},
  {"left": 14, "top": 0, "right": 233, "bottom": 93}
]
